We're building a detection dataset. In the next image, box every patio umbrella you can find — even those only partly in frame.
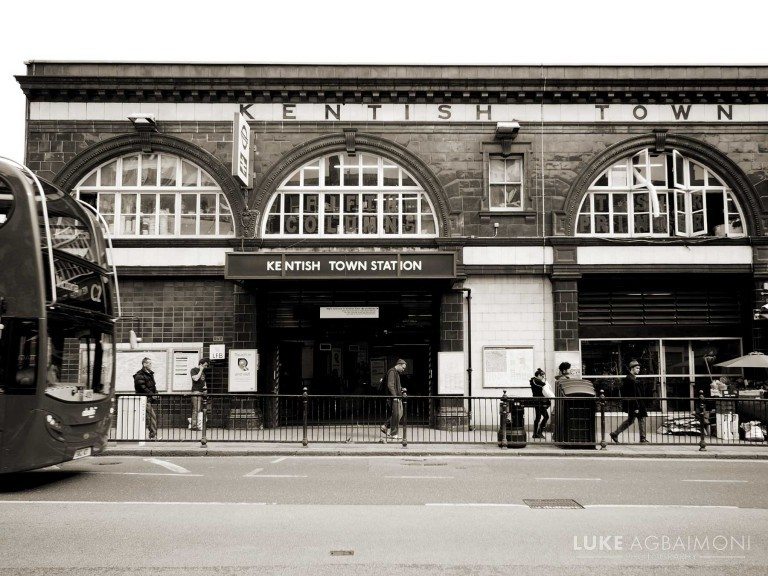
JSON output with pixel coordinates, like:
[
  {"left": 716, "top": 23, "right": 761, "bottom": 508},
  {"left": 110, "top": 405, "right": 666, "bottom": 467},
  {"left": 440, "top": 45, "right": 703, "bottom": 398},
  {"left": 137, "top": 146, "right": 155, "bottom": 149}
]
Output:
[{"left": 714, "top": 352, "right": 768, "bottom": 369}]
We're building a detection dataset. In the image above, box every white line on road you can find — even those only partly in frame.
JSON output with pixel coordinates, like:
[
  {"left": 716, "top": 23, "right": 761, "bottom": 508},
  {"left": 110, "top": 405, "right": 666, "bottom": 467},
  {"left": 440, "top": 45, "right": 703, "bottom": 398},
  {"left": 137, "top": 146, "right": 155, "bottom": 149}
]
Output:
[
  {"left": 426, "top": 503, "right": 527, "bottom": 507},
  {"left": 245, "top": 474, "right": 308, "bottom": 478},
  {"left": 69, "top": 471, "right": 204, "bottom": 477},
  {"left": 244, "top": 468, "right": 264, "bottom": 477},
  {"left": 535, "top": 477, "right": 602, "bottom": 481},
  {"left": 0, "top": 501, "right": 267, "bottom": 505},
  {"left": 681, "top": 479, "right": 749, "bottom": 483},
  {"left": 270, "top": 457, "right": 288, "bottom": 464},
  {"left": 143, "top": 458, "right": 192, "bottom": 474},
  {"left": 585, "top": 504, "right": 740, "bottom": 509},
  {"left": 385, "top": 475, "right": 454, "bottom": 479}
]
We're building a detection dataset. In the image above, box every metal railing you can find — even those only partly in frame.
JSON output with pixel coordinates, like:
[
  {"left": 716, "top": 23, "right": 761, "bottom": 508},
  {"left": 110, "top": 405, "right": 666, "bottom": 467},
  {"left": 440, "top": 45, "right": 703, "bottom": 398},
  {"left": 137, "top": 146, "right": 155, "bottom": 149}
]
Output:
[{"left": 110, "top": 389, "right": 768, "bottom": 449}]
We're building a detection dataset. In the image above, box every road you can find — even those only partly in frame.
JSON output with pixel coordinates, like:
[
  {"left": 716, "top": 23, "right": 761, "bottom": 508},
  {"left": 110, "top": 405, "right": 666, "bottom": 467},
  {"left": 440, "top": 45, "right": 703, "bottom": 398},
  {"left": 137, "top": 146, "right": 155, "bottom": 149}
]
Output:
[{"left": 1, "top": 455, "right": 767, "bottom": 575}]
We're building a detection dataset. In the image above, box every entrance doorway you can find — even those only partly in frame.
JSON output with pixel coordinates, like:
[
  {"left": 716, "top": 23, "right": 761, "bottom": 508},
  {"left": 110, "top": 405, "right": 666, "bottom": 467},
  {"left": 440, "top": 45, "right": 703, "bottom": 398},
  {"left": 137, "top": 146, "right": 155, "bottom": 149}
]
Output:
[{"left": 255, "top": 281, "right": 443, "bottom": 402}]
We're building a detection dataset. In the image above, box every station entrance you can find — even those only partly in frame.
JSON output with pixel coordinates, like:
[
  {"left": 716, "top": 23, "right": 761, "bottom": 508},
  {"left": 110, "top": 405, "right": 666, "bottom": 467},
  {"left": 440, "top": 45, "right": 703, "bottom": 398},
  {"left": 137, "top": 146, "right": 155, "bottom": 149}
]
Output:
[{"left": 253, "top": 281, "right": 446, "bottom": 401}]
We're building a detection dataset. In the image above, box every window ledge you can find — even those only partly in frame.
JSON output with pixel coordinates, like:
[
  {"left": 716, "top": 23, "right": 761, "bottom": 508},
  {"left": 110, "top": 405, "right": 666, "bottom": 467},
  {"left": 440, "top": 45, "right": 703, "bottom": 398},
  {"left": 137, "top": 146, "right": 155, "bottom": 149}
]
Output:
[{"left": 479, "top": 210, "right": 536, "bottom": 218}]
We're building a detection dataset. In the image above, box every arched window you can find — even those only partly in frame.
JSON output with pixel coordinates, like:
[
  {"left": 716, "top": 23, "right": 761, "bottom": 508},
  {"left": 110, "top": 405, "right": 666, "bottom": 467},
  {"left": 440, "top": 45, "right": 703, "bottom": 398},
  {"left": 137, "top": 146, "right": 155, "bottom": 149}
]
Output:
[
  {"left": 263, "top": 153, "right": 438, "bottom": 237},
  {"left": 576, "top": 148, "right": 746, "bottom": 238},
  {"left": 74, "top": 153, "right": 234, "bottom": 237}
]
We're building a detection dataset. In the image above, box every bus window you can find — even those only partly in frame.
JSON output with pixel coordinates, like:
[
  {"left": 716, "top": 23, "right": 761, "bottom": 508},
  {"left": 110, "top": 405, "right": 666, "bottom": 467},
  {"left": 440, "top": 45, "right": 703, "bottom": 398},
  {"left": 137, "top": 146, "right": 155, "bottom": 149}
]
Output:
[
  {"left": 46, "top": 322, "right": 112, "bottom": 400},
  {"left": 0, "top": 319, "right": 39, "bottom": 391},
  {"left": 0, "top": 176, "right": 14, "bottom": 227}
]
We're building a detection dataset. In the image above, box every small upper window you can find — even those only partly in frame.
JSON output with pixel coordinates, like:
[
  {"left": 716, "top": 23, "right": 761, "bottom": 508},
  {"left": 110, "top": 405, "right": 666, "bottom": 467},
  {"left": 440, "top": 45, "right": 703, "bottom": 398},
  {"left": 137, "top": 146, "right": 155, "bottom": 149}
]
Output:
[
  {"left": 577, "top": 148, "right": 746, "bottom": 238},
  {"left": 489, "top": 156, "right": 524, "bottom": 211},
  {"left": 74, "top": 153, "right": 234, "bottom": 237}
]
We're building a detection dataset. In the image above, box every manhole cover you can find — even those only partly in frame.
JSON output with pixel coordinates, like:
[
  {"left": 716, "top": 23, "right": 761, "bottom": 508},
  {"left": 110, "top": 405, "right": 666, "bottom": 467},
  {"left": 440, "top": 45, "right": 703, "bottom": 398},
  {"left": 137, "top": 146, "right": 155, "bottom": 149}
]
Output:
[{"left": 523, "top": 499, "right": 583, "bottom": 509}]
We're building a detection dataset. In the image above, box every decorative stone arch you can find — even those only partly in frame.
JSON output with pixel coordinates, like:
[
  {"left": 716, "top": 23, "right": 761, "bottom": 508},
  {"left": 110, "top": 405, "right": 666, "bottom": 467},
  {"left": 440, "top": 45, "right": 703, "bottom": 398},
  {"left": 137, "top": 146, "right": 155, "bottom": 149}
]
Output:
[
  {"left": 251, "top": 132, "right": 453, "bottom": 237},
  {"left": 54, "top": 133, "right": 246, "bottom": 235},
  {"left": 563, "top": 133, "right": 764, "bottom": 236}
]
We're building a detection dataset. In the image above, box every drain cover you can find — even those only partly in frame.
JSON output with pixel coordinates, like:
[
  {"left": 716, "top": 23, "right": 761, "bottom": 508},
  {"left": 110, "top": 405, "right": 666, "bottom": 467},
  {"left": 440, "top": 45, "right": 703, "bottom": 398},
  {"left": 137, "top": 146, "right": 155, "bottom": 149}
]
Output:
[
  {"left": 523, "top": 499, "right": 583, "bottom": 509},
  {"left": 330, "top": 550, "right": 354, "bottom": 556}
]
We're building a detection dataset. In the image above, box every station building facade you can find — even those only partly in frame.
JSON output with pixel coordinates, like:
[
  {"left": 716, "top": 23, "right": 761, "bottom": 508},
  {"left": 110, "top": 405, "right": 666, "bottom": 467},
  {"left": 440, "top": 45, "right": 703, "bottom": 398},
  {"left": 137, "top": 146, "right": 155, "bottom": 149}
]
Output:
[{"left": 16, "top": 63, "right": 768, "bottom": 424}]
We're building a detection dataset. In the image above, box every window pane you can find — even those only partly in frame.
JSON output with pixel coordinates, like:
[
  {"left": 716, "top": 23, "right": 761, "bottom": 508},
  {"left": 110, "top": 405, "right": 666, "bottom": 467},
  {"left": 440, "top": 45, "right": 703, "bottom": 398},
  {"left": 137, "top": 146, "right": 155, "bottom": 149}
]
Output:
[
  {"left": 361, "top": 155, "right": 377, "bottom": 186},
  {"left": 325, "top": 155, "right": 341, "bottom": 186},
  {"left": 139, "top": 215, "right": 156, "bottom": 235},
  {"left": 690, "top": 162, "right": 706, "bottom": 187},
  {"left": 81, "top": 170, "right": 97, "bottom": 187},
  {"left": 200, "top": 214, "right": 216, "bottom": 235},
  {"left": 304, "top": 194, "right": 319, "bottom": 214},
  {"left": 324, "top": 193, "right": 340, "bottom": 214},
  {"left": 303, "top": 214, "right": 319, "bottom": 234},
  {"left": 303, "top": 167, "right": 319, "bottom": 187},
  {"left": 593, "top": 194, "right": 609, "bottom": 213},
  {"left": 634, "top": 213, "right": 650, "bottom": 233},
  {"left": 691, "top": 340, "right": 742, "bottom": 374},
  {"left": 401, "top": 171, "right": 416, "bottom": 186},
  {"left": 613, "top": 194, "right": 628, "bottom": 213},
  {"left": 219, "top": 214, "right": 233, "bottom": 235},
  {"left": 160, "top": 156, "right": 177, "bottom": 186},
  {"left": 652, "top": 214, "right": 668, "bottom": 234},
  {"left": 121, "top": 193, "right": 137, "bottom": 214},
  {"left": 284, "top": 215, "right": 299, "bottom": 234},
  {"left": 504, "top": 184, "right": 521, "bottom": 208},
  {"left": 362, "top": 194, "right": 377, "bottom": 213},
  {"left": 633, "top": 193, "right": 649, "bottom": 213},
  {"left": 505, "top": 158, "right": 522, "bottom": 182},
  {"left": 362, "top": 214, "right": 377, "bottom": 234},
  {"left": 383, "top": 166, "right": 399, "bottom": 186},
  {"left": 343, "top": 215, "right": 359, "bottom": 234},
  {"left": 140, "top": 194, "right": 155, "bottom": 214},
  {"left": 613, "top": 215, "right": 628, "bottom": 234},
  {"left": 265, "top": 215, "right": 280, "bottom": 234},
  {"left": 490, "top": 185, "right": 505, "bottom": 208},
  {"left": 593, "top": 172, "right": 609, "bottom": 187},
  {"left": 122, "top": 156, "right": 138, "bottom": 186},
  {"left": 79, "top": 192, "right": 96, "bottom": 209},
  {"left": 200, "top": 171, "right": 215, "bottom": 187},
  {"left": 421, "top": 215, "right": 436, "bottom": 235},
  {"left": 181, "top": 194, "right": 197, "bottom": 214},
  {"left": 284, "top": 194, "right": 300, "bottom": 214},
  {"left": 344, "top": 194, "right": 359, "bottom": 213},
  {"left": 383, "top": 194, "right": 398, "bottom": 214},
  {"left": 342, "top": 156, "right": 359, "bottom": 186},
  {"left": 650, "top": 154, "right": 666, "bottom": 187},
  {"left": 180, "top": 215, "right": 196, "bottom": 235},
  {"left": 324, "top": 215, "right": 340, "bottom": 234},
  {"left": 402, "top": 214, "right": 417, "bottom": 234},
  {"left": 402, "top": 197, "right": 418, "bottom": 213},
  {"left": 141, "top": 154, "right": 158, "bottom": 186},
  {"left": 99, "top": 193, "right": 115, "bottom": 214},
  {"left": 489, "top": 159, "right": 505, "bottom": 183},
  {"left": 219, "top": 195, "right": 232, "bottom": 215},
  {"left": 158, "top": 194, "right": 175, "bottom": 235},
  {"left": 594, "top": 214, "right": 609, "bottom": 233},
  {"left": 121, "top": 216, "right": 136, "bottom": 235},
  {"left": 101, "top": 161, "right": 117, "bottom": 187},
  {"left": 577, "top": 214, "right": 591, "bottom": 233},
  {"left": 383, "top": 214, "right": 398, "bottom": 234},
  {"left": 181, "top": 161, "right": 198, "bottom": 186},
  {"left": 285, "top": 170, "right": 300, "bottom": 187},
  {"left": 610, "top": 164, "right": 628, "bottom": 187},
  {"left": 664, "top": 341, "right": 689, "bottom": 375}
]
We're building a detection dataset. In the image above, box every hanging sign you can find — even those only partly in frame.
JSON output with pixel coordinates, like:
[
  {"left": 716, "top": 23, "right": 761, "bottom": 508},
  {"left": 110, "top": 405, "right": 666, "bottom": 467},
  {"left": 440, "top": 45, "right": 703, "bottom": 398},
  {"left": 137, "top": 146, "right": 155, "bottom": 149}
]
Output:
[{"left": 232, "top": 112, "right": 252, "bottom": 187}]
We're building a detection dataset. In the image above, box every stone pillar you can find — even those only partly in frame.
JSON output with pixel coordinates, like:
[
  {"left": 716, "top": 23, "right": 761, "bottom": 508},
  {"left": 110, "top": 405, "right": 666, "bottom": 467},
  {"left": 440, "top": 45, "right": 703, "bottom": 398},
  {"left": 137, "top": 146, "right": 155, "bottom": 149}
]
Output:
[{"left": 436, "top": 290, "right": 468, "bottom": 430}]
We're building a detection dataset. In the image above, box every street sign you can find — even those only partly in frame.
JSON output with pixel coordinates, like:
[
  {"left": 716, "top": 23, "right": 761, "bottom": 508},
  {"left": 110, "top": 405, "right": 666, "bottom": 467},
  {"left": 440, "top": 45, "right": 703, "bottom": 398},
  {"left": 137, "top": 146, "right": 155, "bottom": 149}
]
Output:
[{"left": 209, "top": 344, "right": 226, "bottom": 361}]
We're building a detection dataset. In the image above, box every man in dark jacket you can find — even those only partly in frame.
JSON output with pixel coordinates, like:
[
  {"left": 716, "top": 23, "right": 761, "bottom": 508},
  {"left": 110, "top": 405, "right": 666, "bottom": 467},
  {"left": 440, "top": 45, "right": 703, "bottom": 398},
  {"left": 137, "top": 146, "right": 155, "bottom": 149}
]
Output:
[
  {"left": 189, "top": 357, "right": 209, "bottom": 431},
  {"left": 133, "top": 357, "right": 159, "bottom": 440},
  {"left": 379, "top": 359, "right": 406, "bottom": 440},
  {"left": 610, "top": 359, "right": 651, "bottom": 443}
]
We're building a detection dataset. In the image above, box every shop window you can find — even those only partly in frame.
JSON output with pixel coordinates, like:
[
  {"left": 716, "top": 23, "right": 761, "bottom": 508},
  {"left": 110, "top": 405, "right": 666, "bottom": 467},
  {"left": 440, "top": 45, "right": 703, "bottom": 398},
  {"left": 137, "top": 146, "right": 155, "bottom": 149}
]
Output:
[
  {"left": 577, "top": 148, "right": 746, "bottom": 238},
  {"left": 264, "top": 153, "right": 438, "bottom": 237},
  {"left": 488, "top": 156, "right": 524, "bottom": 211},
  {"left": 74, "top": 153, "right": 234, "bottom": 237}
]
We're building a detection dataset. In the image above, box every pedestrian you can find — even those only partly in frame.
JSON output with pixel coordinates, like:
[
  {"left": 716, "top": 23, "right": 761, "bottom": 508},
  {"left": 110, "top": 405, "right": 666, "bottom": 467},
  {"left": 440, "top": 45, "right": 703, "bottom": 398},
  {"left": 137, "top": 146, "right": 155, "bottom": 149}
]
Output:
[
  {"left": 610, "top": 359, "right": 651, "bottom": 443},
  {"left": 133, "top": 357, "right": 159, "bottom": 440},
  {"left": 379, "top": 359, "right": 406, "bottom": 440},
  {"left": 189, "top": 357, "right": 209, "bottom": 431},
  {"left": 555, "top": 361, "right": 571, "bottom": 381},
  {"left": 529, "top": 368, "right": 551, "bottom": 439}
]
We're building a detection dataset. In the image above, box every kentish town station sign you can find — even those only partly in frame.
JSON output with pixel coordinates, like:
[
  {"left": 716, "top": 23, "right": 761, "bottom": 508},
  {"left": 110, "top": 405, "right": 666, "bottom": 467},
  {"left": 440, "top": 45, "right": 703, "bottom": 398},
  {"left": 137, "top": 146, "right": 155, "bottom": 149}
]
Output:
[{"left": 225, "top": 252, "right": 456, "bottom": 280}]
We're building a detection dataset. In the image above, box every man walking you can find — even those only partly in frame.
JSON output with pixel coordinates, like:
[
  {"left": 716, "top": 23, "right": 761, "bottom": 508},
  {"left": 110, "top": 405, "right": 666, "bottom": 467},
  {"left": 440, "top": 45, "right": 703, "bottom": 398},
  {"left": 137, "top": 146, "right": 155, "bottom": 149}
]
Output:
[
  {"left": 189, "top": 357, "right": 209, "bottom": 431},
  {"left": 380, "top": 359, "right": 406, "bottom": 440},
  {"left": 610, "top": 359, "right": 651, "bottom": 443},
  {"left": 133, "top": 357, "right": 159, "bottom": 440}
]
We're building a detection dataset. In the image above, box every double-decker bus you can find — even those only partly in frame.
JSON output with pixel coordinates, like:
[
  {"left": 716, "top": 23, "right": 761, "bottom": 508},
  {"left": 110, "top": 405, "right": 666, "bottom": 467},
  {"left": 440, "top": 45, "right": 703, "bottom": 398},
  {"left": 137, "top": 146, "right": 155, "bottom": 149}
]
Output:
[{"left": 0, "top": 157, "right": 119, "bottom": 473}]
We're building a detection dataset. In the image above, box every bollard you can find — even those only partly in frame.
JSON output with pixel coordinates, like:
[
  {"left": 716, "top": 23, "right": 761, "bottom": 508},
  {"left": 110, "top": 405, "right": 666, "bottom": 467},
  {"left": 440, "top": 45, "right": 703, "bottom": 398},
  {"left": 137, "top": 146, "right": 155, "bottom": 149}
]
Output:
[
  {"left": 698, "top": 390, "right": 707, "bottom": 451},
  {"left": 599, "top": 389, "right": 606, "bottom": 450},
  {"left": 302, "top": 387, "right": 308, "bottom": 447},
  {"left": 401, "top": 388, "right": 408, "bottom": 448},
  {"left": 499, "top": 390, "right": 509, "bottom": 449},
  {"left": 200, "top": 392, "right": 208, "bottom": 448}
]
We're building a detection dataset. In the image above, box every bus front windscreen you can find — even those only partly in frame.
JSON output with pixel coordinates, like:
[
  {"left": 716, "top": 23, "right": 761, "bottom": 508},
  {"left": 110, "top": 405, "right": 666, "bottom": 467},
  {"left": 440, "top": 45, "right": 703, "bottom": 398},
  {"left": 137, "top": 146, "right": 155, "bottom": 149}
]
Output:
[{"left": 45, "top": 320, "right": 113, "bottom": 402}]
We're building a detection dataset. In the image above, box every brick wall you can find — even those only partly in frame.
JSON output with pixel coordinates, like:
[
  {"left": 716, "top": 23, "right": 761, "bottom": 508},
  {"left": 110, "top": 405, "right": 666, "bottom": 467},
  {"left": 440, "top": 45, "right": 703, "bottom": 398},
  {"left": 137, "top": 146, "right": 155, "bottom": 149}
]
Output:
[
  {"left": 440, "top": 292, "right": 464, "bottom": 352},
  {"left": 552, "top": 280, "right": 579, "bottom": 352},
  {"left": 115, "top": 277, "right": 250, "bottom": 393}
]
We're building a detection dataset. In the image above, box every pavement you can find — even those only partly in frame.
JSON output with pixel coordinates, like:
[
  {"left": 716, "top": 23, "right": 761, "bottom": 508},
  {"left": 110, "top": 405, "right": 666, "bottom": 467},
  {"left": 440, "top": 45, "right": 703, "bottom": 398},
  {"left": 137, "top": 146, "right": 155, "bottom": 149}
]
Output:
[{"left": 102, "top": 440, "right": 768, "bottom": 459}]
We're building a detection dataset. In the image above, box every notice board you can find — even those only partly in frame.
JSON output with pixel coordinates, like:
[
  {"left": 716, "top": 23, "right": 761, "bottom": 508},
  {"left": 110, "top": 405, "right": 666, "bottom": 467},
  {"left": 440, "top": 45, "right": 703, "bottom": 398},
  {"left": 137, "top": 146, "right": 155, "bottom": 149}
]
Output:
[
  {"left": 482, "top": 346, "right": 534, "bottom": 389},
  {"left": 438, "top": 351, "right": 465, "bottom": 395}
]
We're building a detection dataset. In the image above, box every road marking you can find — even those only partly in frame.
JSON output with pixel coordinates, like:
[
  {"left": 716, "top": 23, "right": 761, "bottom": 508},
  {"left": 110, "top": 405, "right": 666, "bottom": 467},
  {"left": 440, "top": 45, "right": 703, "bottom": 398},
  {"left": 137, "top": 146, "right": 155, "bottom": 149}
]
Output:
[
  {"left": 585, "top": 504, "right": 740, "bottom": 509},
  {"left": 246, "top": 474, "right": 308, "bottom": 478},
  {"left": 271, "top": 457, "right": 288, "bottom": 464},
  {"left": 144, "top": 458, "right": 191, "bottom": 475},
  {"left": 384, "top": 475, "right": 454, "bottom": 479},
  {"left": 535, "top": 477, "right": 602, "bottom": 481},
  {"left": 0, "top": 501, "right": 267, "bottom": 505},
  {"left": 681, "top": 479, "right": 749, "bottom": 483},
  {"left": 426, "top": 503, "right": 527, "bottom": 507},
  {"left": 75, "top": 471, "right": 203, "bottom": 477},
  {"left": 244, "top": 468, "right": 264, "bottom": 477}
]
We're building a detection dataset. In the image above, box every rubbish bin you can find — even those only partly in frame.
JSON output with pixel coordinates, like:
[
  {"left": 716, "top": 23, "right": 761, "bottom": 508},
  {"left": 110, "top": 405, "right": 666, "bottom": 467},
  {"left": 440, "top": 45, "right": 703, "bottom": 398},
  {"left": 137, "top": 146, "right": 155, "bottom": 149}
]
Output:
[
  {"left": 498, "top": 399, "right": 527, "bottom": 448},
  {"left": 552, "top": 379, "right": 596, "bottom": 448}
]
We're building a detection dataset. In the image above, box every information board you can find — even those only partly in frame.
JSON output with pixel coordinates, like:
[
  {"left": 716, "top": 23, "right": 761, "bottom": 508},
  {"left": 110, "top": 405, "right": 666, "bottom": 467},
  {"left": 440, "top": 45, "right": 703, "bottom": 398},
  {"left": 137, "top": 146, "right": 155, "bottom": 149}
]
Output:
[
  {"left": 172, "top": 350, "right": 200, "bottom": 391},
  {"left": 482, "top": 346, "right": 534, "bottom": 389},
  {"left": 438, "top": 351, "right": 465, "bottom": 395},
  {"left": 115, "top": 350, "right": 168, "bottom": 392},
  {"left": 228, "top": 349, "right": 258, "bottom": 392}
]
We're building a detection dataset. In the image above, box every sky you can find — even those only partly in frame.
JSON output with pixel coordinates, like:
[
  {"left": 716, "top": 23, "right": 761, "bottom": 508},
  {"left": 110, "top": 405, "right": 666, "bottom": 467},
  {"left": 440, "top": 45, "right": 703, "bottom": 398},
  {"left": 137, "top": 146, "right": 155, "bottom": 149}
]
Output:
[{"left": 1, "top": 0, "right": 766, "bottom": 164}]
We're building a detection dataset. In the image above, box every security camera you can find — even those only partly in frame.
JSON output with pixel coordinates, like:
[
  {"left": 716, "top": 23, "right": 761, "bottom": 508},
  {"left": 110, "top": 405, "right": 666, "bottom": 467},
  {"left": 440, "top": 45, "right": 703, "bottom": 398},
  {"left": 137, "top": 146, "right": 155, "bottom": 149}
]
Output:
[{"left": 495, "top": 121, "right": 520, "bottom": 139}]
